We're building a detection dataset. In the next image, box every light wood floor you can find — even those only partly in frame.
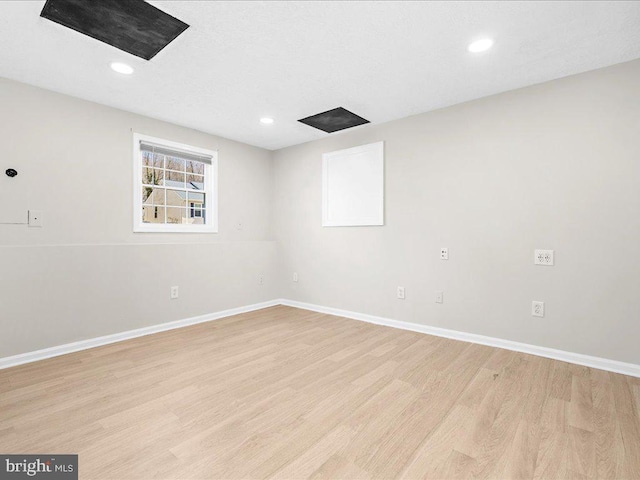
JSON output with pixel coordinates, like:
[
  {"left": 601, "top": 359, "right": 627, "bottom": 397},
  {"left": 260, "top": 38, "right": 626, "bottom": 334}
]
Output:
[{"left": 1, "top": 306, "right": 639, "bottom": 479}]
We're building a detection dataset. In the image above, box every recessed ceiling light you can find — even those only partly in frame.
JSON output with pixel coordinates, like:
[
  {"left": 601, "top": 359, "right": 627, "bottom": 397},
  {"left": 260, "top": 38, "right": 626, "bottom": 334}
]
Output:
[
  {"left": 110, "top": 62, "right": 134, "bottom": 75},
  {"left": 468, "top": 38, "right": 494, "bottom": 53},
  {"left": 260, "top": 117, "right": 274, "bottom": 125}
]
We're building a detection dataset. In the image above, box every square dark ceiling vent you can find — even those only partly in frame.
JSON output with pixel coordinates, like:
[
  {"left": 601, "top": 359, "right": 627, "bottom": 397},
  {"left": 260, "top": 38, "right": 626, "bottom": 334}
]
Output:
[
  {"left": 298, "top": 107, "right": 370, "bottom": 133},
  {"left": 40, "top": 0, "right": 189, "bottom": 60}
]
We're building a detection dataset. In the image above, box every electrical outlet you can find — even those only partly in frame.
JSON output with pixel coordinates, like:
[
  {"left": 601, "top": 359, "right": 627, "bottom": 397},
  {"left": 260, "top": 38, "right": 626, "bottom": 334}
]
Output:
[
  {"left": 397, "top": 286, "right": 405, "bottom": 299},
  {"left": 440, "top": 248, "right": 449, "bottom": 260},
  {"left": 293, "top": 272, "right": 298, "bottom": 282},
  {"left": 435, "top": 291, "right": 444, "bottom": 304},
  {"left": 259, "top": 274, "right": 264, "bottom": 285},
  {"left": 532, "top": 301, "right": 544, "bottom": 317},
  {"left": 534, "top": 249, "right": 554, "bottom": 266},
  {"left": 170, "top": 286, "right": 179, "bottom": 299}
]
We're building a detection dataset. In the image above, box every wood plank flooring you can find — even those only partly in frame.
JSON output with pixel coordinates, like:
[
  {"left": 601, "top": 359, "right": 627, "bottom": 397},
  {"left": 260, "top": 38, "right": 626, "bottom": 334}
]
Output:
[{"left": 1, "top": 305, "right": 639, "bottom": 479}]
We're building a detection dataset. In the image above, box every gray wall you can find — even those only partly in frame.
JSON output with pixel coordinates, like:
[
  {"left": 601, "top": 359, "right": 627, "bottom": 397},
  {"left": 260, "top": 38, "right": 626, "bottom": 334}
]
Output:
[
  {"left": 3, "top": 59, "right": 640, "bottom": 365},
  {"left": 272, "top": 59, "right": 640, "bottom": 365},
  {"left": 0, "top": 78, "right": 277, "bottom": 357}
]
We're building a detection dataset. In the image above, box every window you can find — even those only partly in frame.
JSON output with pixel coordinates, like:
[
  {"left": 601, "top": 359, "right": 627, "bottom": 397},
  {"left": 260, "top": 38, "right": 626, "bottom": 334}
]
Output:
[
  {"left": 133, "top": 133, "right": 218, "bottom": 232},
  {"left": 190, "top": 202, "right": 204, "bottom": 218}
]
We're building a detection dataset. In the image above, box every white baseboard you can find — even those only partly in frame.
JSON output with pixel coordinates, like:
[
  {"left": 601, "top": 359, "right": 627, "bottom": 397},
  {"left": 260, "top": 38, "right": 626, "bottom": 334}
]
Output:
[
  {"left": 0, "top": 300, "right": 280, "bottom": 370},
  {"left": 3, "top": 298, "right": 639, "bottom": 378},
  {"left": 278, "top": 299, "right": 640, "bottom": 378}
]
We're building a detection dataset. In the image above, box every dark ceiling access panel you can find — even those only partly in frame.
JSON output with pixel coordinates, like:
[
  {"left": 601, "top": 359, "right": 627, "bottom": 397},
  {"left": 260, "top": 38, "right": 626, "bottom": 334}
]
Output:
[
  {"left": 40, "top": 0, "right": 189, "bottom": 60},
  {"left": 298, "top": 107, "right": 370, "bottom": 133}
]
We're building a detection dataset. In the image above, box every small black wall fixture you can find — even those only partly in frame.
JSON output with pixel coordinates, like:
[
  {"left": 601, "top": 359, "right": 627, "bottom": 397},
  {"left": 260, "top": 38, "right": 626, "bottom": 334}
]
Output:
[
  {"left": 40, "top": 0, "right": 189, "bottom": 60},
  {"left": 5, "top": 169, "right": 18, "bottom": 178}
]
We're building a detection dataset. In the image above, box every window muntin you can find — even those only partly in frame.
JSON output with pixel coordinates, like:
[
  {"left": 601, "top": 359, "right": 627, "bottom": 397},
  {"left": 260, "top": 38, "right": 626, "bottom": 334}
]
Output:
[{"left": 133, "top": 134, "right": 217, "bottom": 232}]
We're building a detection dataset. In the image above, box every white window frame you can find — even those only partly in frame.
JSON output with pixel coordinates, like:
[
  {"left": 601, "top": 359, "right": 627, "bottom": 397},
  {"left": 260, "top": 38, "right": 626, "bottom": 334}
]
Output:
[{"left": 133, "top": 133, "right": 218, "bottom": 233}]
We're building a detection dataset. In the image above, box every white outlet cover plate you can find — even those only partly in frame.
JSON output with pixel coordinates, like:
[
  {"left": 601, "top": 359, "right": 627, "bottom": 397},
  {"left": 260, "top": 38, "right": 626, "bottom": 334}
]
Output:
[
  {"left": 28, "top": 210, "right": 43, "bottom": 227},
  {"left": 532, "top": 301, "right": 545, "bottom": 317},
  {"left": 397, "top": 286, "right": 405, "bottom": 299},
  {"left": 534, "top": 249, "right": 554, "bottom": 266},
  {"left": 440, "top": 248, "right": 448, "bottom": 260}
]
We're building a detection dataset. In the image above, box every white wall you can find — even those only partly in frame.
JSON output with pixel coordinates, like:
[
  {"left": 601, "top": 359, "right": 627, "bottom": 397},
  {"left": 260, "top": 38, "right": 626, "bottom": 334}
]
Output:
[
  {"left": 3, "top": 59, "right": 640, "bottom": 366},
  {"left": 0, "top": 78, "right": 277, "bottom": 357},
  {"left": 271, "top": 59, "right": 640, "bottom": 365}
]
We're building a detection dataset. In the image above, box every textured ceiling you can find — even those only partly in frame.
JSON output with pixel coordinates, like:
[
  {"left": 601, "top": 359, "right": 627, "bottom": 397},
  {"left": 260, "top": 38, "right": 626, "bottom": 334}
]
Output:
[{"left": 1, "top": 1, "right": 640, "bottom": 150}]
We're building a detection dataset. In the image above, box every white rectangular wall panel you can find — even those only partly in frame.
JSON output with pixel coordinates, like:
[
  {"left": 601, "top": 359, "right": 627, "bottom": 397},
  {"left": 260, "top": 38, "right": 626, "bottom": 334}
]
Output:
[{"left": 322, "top": 141, "right": 384, "bottom": 226}]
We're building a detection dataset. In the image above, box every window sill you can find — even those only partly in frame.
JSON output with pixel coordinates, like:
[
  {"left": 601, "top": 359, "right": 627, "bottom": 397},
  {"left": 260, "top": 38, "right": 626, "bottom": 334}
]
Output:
[{"left": 134, "top": 224, "right": 218, "bottom": 233}]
